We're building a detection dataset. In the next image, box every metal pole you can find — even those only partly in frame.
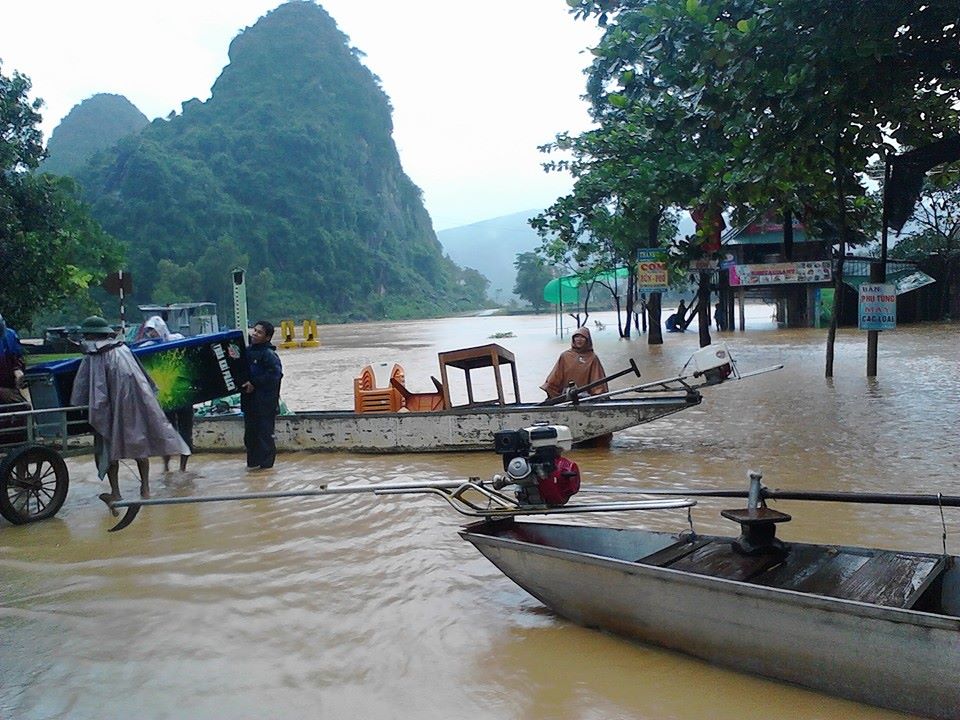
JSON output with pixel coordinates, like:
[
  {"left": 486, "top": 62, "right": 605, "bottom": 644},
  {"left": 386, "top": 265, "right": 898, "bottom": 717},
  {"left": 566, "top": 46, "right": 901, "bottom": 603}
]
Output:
[
  {"left": 232, "top": 267, "right": 248, "bottom": 346},
  {"left": 592, "top": 485, "right": 960, "bottom": 508},
  {"left": 868, "top": 158, "right": 891, "bottom": 377},
  {"left": 118, "top": 269, "right": 126, "bottom": 335},
  {"left": 737, "top": 287, "right": 746, "bottom": 331}
]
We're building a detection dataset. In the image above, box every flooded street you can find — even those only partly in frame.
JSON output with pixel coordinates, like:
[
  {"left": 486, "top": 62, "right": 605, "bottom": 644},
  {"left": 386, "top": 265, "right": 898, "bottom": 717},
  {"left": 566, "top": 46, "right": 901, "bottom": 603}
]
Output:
[{"left": 2, "top": 310, "right": 958, "bottom": 719}]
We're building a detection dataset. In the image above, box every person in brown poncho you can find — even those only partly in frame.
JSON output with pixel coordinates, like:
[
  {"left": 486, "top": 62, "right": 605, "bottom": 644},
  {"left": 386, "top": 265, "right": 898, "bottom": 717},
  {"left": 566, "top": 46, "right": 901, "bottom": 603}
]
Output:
[{"left": 541, "top": 326, "right": 609, "bottom": 399}]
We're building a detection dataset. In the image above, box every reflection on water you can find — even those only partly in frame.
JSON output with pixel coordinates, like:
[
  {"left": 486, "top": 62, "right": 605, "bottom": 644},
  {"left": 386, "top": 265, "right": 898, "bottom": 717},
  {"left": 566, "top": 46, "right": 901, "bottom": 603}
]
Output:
[{"left": 2, "top": 311, "right": 956, "bottom": 719}]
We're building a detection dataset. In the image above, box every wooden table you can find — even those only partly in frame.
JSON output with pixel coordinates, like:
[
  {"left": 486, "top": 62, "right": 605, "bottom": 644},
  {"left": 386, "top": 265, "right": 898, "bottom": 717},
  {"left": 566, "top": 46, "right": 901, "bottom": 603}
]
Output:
[{"left": 437, "top": 343, "right": 521, "bottom": 409}]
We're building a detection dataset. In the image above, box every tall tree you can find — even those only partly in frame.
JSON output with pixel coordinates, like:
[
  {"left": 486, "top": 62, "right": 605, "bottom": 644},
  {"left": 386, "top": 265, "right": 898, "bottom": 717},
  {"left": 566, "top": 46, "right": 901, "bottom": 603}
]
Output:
[
  {"left": 533, "top": 95, "right": 697, "bottom": 343},
  {"left": 568, "top": 0, "right": 959, "bottom": 372},
  {"left": 512, "top": 252, "right": 555, "bottom": 311},
  {"left": 890, "top": 164, "right": 960, "bottom": 318},
  {"left": 0, "top": 62, "right": 122, "bottom": 330}
]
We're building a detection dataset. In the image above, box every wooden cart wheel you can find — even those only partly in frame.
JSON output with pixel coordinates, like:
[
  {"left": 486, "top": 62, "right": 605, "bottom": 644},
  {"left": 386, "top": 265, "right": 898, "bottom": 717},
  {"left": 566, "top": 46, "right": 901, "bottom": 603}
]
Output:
[{"left": 0, "top": 445, "right": 70, "bottom": 524}]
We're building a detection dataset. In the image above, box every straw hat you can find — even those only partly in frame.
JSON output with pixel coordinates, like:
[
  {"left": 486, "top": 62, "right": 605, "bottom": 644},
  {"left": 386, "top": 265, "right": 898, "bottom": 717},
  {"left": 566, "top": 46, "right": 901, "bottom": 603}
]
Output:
[{"left": 79, "top": 316, "right": 115, "bottom": 336}]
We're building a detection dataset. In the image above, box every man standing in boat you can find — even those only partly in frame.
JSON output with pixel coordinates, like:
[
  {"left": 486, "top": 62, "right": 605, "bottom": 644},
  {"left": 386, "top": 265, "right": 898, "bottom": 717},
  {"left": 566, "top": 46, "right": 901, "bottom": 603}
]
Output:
[
  {"left": 541, "top": 326, "right": 608, "bottom": 400},
  {"left": 241, "top": 320, "right": 283, "bottom": 470}
]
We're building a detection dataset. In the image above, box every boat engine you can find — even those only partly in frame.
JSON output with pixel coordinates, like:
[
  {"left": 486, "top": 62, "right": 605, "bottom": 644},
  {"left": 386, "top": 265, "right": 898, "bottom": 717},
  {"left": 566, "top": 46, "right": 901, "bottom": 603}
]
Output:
[{"left": 491, "top": 424, "right": 580, "bottom": 506}]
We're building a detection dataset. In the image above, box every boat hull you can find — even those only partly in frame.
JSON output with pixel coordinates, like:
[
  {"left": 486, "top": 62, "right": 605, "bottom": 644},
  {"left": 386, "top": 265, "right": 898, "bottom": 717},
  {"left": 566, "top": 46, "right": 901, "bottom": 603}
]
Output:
[
  {"left": 461, "top": 520, "right": 960, "bottom": 719},
  {"left": 193, "top": 394, "right": 700, "bottom": 453}
]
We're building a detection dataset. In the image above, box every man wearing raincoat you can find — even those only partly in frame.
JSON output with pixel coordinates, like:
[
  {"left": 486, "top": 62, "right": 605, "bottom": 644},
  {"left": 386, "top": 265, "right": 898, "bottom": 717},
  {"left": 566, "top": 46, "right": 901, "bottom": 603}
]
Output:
[
  {"left": 134, "top": 315, "right": 192, "bottom": 472},
  {"left": 69, "top": 316, "right": 189, "bottom": 505},
  {"left": 540, "top": 326, "right": 609, "bottom": 399}
]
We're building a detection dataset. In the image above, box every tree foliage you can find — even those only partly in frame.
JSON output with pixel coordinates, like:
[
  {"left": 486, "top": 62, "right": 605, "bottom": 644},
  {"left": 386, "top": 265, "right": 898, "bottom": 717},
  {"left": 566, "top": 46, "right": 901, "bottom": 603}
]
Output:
[
  {"left": 512, "top": 252, "right": 556, "bottom": 310},
  {"left": 0, "top": 62, "right": 123, "bottom": 330},
  {"left": 69, "top": 2, "right": 484, "bottom": 323},
  {"left": 891, "top": 164, "right": 960, "bottom": 318},
  {"left": 542, "top": 0, "right": 959, "bottom": 360}
]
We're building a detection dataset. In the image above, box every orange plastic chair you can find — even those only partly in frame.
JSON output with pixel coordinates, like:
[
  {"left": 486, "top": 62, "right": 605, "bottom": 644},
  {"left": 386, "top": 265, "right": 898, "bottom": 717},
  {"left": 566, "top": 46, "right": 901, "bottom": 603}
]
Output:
[{"left": 353, "top": 365, "right": 402, "bottom": 413}]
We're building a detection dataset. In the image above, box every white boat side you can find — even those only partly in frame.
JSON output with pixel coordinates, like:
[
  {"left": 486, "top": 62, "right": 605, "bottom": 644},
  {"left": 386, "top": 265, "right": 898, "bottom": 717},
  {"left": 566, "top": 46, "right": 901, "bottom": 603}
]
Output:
[
  {"left": 461, "top": 520, "right": 960, "bottom": 719},
  {"left": 193, "top": 394, "right": 701, "bottom": 453}
]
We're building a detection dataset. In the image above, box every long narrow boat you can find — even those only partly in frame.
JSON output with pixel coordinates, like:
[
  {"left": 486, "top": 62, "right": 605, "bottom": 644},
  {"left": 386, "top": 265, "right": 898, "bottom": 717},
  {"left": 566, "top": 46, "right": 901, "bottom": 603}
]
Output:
[
  {"left": 192, "top": 392, "right": 701, "bottom": 453},
  {"left": 191, "top": 341, "right": 754, "bottom": 453},
  {"left": 460, "top": 497, "right": 960, "bottom": 719}
]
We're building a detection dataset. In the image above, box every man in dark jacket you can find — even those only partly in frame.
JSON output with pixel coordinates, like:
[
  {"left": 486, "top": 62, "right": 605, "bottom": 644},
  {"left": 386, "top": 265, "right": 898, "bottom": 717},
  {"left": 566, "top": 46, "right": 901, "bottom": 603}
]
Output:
[
  {"left": 0, "top": 314, "right": 27, "bottom": 406},
  {"left": 240, "top": 320, "right": 283, "bottom": 470}
]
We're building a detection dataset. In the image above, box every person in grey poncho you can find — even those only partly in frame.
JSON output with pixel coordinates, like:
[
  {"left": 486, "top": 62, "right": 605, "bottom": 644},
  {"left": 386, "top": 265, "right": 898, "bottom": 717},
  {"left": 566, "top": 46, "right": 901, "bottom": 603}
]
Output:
[
  {"left": 134, "top": 315, "right": 192, "bottom": 472},
  {"left": 70, "top": 316, "right": 190, "bottom": 505}
]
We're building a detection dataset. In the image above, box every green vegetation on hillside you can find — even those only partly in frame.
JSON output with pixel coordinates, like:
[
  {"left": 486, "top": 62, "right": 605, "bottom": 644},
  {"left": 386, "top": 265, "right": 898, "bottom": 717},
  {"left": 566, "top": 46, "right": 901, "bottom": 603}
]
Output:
[
  {"left": 72, "top": 1, "right": 485, "bottom": 322},
  {"left": 0, "top": 62, "right": 123, "bottom": 331},
  {"left": 41, "top": 93, "right": 148, "bottom": 177}
]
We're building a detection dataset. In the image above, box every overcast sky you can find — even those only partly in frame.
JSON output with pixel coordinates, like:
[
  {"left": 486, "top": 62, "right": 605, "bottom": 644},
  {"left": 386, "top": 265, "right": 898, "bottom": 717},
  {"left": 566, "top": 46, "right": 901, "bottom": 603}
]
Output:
[{"left": 1, "top": 1, "right": 602, "bottom": 230}]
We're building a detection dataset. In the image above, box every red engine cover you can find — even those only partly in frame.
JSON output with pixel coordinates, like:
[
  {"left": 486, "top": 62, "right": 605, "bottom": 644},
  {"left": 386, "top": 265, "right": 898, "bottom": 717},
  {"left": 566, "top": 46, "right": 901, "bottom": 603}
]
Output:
[{"left": 537, "top": 456, "right": 581, "bottom": 506}]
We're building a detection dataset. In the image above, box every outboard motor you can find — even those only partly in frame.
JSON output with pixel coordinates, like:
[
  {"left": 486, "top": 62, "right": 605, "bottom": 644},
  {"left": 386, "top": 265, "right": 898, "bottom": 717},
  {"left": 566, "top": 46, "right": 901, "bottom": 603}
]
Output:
[
  {"left": 688, "top": 344, "right": 734, "bottom": 385},
  {"left": 492, "top": 424, "right": 580, "bottom": 506}
]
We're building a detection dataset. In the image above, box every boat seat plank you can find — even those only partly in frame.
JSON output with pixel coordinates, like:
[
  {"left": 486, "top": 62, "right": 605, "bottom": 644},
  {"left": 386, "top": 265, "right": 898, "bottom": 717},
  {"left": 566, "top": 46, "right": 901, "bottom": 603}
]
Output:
[
  {"left": 755, "top": 547, "right": 946, "bottom": 609},
  {"left": 635, "top": 537, "right": 711, "bottom": 566},
  {"left": 667, "top": 540, "right": 784, "bottom": 582},
  {"left": 832, "top": 552, "right": 946, "bottom": 609},
  {"left": 752, "top": 545, "right": 841, "bottom": 590}
]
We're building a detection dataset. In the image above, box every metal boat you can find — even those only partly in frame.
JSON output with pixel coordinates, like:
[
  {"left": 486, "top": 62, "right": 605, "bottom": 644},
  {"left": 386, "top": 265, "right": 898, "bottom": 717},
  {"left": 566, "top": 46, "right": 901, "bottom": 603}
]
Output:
[{"left": 460, "top": 485, "right": 960, "bottom": 720}]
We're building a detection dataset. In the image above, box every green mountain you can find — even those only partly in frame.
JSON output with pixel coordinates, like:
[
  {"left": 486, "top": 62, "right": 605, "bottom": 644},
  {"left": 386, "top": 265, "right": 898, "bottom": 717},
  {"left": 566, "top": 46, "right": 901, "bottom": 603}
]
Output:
[
  {"left": 71, "top": 1, "right": 485, "bottom": 322},
  {"left": 41, "top": 93, "right": 148, "bottom": 177},
  {"left": 438, "top": 210, "right": 543, "bottom": 301}
]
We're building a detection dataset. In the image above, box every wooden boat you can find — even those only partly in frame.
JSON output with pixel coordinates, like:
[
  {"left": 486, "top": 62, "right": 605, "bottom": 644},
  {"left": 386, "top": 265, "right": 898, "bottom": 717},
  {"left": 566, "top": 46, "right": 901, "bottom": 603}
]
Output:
[
  {"left": 460, "top": 476, "right": 960, "bottom": 719},
  {"left": 192, "top": 392, "right": 701, "bottom": 453},
  {"left": 190, "top": 342, "right": 764, "bottom": 454}
]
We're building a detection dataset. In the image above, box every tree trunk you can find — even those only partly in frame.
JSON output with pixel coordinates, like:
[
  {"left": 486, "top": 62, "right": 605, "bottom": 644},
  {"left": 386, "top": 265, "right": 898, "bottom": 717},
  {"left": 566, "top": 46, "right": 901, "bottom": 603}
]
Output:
[
  {"left": 623, "top": 266, "right": 635, "bottom": 338},
  {"left": 825, "top": 134, "right": 848, "bottom": 378},
  {"left": 697, "top": 270, "right": 712, "bottom": 347},
  {"left": 718, "top": 267, "right": 732, "bottom": 331},
  {"left": 782, "top": 209, "right": 805, "bottom": 327},
  {"left": 648, "top": 292, "right": 663, "bottom": 344},
  {"left": 644, "top": 213, "right": 664, "bottom": 344}
]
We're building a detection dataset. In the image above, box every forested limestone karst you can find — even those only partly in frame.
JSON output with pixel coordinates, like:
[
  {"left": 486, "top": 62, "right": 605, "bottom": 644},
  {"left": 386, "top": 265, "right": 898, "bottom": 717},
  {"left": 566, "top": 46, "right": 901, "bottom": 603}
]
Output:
[
  {"left": 41, "top": 93, "right": 148, "bottom": 177},
  {"left": 72, "top": 1, "right": 486, "bottom": 321}
]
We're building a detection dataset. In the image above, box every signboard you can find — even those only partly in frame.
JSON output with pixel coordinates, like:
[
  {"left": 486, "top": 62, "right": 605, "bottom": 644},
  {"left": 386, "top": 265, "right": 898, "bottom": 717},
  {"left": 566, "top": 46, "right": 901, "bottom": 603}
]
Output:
[
  {"left": 893, "top": 270, "right": 936, "bottom": 295},
  {"left": 27, "top": 330, "right": 247, "bottom": 412},
  {"left": 689, "top": 257, "right": 719, "bottom": 271},
  {"left": 729, "top": 261, "right": 831, "bottom": 286},
  {"left": 858, "top": 283, "right": 896, "bottom": 331},
  {"left": 103, "top": 271, "right": 133, "bottom": 295},
  {"left": 636, "top": 249, "right": 668, "bottom": 292}
]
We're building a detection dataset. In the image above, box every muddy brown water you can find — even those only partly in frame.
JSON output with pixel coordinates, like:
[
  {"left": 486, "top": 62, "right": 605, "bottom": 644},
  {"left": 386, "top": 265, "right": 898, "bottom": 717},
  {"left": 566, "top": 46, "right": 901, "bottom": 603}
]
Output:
[{"left": 2, "top": 310, "right": 958, "bottom": 719}]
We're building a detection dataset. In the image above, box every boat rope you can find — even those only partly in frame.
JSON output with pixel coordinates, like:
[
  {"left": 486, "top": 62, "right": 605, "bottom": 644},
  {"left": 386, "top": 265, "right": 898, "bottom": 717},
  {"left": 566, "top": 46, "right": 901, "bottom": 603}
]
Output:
[{"left": 939, "top": 492, "right": 948, "bottom": 556}]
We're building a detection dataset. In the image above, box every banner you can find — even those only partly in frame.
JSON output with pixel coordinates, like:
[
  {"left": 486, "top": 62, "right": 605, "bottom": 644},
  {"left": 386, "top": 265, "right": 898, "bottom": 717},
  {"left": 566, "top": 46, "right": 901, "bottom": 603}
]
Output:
[
  {"left": 636, "top": 249, "right": 668, "bottom": 292},
  {"left": 729, "top": 261, "right": 831, "bottom": 286},
  {"left": 28, "top": 330, "right": 247, "bottom": 411},
  {"left": 858, "top": 283, "right": 896, "bottom": 331}
]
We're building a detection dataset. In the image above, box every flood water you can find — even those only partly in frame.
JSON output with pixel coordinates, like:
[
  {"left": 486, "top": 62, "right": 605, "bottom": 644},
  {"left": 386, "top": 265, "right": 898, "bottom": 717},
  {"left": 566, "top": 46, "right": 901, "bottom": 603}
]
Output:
[{"left": 2, "top": 309, "right": 958, "bottom": 719}]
